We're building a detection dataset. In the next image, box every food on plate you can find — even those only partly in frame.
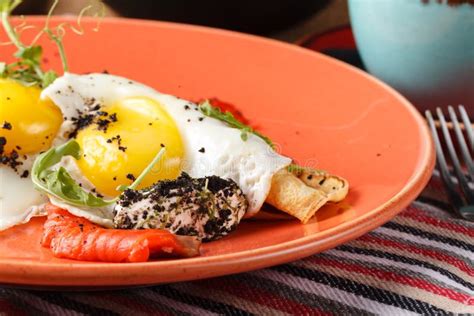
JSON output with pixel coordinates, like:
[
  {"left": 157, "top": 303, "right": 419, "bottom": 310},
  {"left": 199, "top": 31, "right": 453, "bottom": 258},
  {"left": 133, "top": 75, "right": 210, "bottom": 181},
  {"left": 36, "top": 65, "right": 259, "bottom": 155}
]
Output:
[
  {"left": 267, "top": 167, "right": 349, "bottom": 223},
  {"left": 40, "top": 73, "right": 290, "bottom": 218},
  {"left": 0, "top": 0, "right": 67, "bottom": 230},
  {"left": 42, "top": 204, "right": 200, "bottom": 262},
  {"left": 0, "top": 73, "right": 63, "bottom": 230},
  {"left": 114, "top": 173, "right": 249, "bottom": 241},
  {"left": 44, "top": 73, "right": 290, "bottom": 213},
  {"left": 0, "top": 1, "right": 349, "bottom": 262}
]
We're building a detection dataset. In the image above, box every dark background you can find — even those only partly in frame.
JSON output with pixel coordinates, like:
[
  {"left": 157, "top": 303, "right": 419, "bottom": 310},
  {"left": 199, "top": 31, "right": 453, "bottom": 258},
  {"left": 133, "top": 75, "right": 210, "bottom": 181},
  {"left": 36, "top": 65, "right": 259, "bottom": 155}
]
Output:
[{"left": 13, "top": 0, "right": 350, "bottom": 42}]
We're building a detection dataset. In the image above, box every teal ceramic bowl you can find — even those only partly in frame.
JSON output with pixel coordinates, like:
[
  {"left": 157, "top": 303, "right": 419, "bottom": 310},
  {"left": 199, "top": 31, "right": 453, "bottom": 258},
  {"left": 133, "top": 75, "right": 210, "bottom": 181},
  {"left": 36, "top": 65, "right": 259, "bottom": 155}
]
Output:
[{"left": 349, "top": 0, "right": 474, "bottom": 114}]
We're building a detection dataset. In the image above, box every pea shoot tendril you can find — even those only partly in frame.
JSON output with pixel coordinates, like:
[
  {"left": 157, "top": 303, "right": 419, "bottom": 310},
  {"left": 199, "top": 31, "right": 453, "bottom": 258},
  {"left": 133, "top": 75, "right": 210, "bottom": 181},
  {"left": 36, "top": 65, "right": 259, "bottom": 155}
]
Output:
[{"left": 0, "top": 0, "right": 104, "bottom": 88}]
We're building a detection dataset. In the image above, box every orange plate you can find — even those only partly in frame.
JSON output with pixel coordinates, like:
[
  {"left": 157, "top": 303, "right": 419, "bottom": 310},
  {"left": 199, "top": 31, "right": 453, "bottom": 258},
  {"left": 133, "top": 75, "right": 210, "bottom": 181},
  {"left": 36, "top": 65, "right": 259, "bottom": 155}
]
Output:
[{"left": 0, "top": 17, "right": 434, "bottom": 287}]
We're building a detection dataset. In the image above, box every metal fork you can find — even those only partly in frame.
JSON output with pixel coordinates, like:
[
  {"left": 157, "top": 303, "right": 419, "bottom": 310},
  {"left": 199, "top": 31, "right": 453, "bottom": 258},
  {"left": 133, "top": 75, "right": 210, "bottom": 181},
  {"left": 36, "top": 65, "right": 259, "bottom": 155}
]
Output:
[{"left": 425, "top": 105, "right": 474, "bottom": 221}]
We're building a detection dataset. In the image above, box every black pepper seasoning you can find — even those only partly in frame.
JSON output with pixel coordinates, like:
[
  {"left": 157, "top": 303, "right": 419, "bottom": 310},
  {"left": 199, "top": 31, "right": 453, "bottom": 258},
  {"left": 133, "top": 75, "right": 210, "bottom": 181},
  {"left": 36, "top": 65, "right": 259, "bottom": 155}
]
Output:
[{"left": 2, "top": 122, "right": 12, "bottom": 130}]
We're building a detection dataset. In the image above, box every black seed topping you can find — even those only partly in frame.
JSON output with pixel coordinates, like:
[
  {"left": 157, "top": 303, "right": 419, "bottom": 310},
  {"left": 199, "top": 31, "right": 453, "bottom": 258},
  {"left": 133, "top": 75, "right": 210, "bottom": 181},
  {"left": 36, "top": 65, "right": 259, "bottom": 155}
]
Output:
[
  {"left": 0, "top": 137, "right": 5, "bottom": 152},
  {"left": 2, "top": 122, "right": 12, "bottom": 130},
  {"left": 91, "top": 188, "right": 104, "bottom": 198},
  {"left": 0, "top": 137, "right": 25, "bottom": 174},
  {"left": 68, "top": 110, "right": 95, "bottom": 139},
  {"left": 106, "top": 135, "right": 126, "bottom": 152}
]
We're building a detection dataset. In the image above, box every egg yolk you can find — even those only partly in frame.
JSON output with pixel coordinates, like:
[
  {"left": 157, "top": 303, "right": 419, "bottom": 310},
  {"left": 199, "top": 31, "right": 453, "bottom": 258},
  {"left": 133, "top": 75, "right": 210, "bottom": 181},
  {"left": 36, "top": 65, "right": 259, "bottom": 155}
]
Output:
[
  {"left": 0, "top": 79, "right": 62, "bottom": 154},
  {"left": 75, "top": 97, "right": 184, "bottom": 197}
]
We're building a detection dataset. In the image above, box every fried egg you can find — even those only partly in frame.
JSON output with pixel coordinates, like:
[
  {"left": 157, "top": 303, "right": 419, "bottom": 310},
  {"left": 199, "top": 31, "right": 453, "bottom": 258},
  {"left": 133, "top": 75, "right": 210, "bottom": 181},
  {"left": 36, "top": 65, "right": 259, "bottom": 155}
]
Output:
[
  {"left": 0, "top": 79, "right": 63, "bottom": 230},
  {"left": 42, "top": 73, "right": 291, "bottom": 221}
]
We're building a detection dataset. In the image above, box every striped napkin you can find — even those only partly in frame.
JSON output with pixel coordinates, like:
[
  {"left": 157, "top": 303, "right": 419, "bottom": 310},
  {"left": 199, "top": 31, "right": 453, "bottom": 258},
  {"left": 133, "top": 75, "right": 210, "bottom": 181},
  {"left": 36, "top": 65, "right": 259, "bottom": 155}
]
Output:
[{"left": 0, "top": 176, "right": 473, "bottom": 315}]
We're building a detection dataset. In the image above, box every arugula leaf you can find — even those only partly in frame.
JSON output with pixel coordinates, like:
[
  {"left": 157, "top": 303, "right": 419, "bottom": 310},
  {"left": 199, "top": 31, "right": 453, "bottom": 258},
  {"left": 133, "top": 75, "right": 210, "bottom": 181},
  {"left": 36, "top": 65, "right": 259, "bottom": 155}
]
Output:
[
  {"left": 42, "top": 166, "right": 110, "bottom": 207},
  {"left": 199, "top": 100, "right": 275, "bottom": 149},
  {"left": 32, "top": 139, "right": 81, "bottom": 173},
  {"left": 32, "top": 139, "right": 168, "bottom": 209},
  {"left": 31, "top": 140, "right": 113, "bottom": 208}
]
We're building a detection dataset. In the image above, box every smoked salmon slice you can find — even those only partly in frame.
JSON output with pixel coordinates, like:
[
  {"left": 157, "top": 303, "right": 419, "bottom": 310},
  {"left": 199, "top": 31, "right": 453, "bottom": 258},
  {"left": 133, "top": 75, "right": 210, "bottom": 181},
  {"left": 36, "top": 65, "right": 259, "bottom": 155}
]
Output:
[{"left": 41, "top": 204, "right": 201, "bottom": 262}]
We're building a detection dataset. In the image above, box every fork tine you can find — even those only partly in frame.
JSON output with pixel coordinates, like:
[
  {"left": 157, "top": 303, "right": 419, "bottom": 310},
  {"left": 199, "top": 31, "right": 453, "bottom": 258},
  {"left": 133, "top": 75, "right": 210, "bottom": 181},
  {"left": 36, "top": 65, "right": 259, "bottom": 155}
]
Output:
[
  {"left": 448, "top": 106, "right": 474, "bottom": 179},
  {"left": 459, "top": 105, "right": 474, "bottom": 152},
  {"left": 437, "top": 107, "right": 474, "bottom": 204},
  {"left": 425, "top": 110, "right": 464, "bottom": 209}
]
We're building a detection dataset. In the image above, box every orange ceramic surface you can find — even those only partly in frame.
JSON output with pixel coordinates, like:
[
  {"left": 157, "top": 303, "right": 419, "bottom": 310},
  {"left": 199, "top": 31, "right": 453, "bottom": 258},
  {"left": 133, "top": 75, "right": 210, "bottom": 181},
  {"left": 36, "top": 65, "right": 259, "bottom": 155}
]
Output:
[{"left": 0, "top": 17, "right": 434, "bottom": 287}]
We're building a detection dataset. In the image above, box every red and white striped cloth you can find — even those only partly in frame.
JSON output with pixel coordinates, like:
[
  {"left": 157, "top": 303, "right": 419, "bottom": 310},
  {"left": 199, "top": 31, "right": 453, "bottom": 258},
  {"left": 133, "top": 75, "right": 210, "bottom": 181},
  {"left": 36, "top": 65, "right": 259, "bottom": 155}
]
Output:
[{"left": 0, "top": 176, "right": 473, "bottom": 315}]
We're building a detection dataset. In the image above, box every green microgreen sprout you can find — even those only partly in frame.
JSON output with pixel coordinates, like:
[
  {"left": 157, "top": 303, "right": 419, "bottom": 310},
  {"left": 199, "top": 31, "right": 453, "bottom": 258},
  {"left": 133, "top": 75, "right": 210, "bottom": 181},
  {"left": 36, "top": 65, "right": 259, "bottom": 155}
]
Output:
[
  {"left": 199, "top": 99, "right": 275, "bottom": 149},
  {"left": 0, "top": 0, "right": 104, "bottom": 88},
  {"left": 115, "top": 147, "right": 167, "bottom": 192}
]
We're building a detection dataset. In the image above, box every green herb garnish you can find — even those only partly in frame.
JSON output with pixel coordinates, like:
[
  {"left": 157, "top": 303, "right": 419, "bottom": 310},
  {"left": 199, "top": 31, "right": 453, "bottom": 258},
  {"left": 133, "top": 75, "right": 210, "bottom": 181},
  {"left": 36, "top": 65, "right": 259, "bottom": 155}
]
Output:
[
  {"left": 32, "top": 140, "right": 166, "bottom": 208},
  {"left": 31, "top": 140, "right": 113, "bottom": 207},
  {"left": 0, "top": 0, "right": 103, "bottom": 87},
  {"left": 287, "top": 163, "right": 325, "bottom": 174},
  {"left": 115, "top": 146, "right": 166, "bottom": 192},
  {"left": 199, "top": 100, "right": 275, "bottom": 149},
  {"left": 287, "top": 164, "right": 305, "bottom": 173}
]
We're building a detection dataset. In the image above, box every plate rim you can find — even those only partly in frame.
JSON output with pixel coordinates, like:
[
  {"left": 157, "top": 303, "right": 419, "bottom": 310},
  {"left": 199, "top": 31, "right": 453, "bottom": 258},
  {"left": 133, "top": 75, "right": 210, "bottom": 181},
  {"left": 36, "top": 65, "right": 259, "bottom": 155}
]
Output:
[{"left": 0, "top": 17, "right": 435, "bottom": 286}]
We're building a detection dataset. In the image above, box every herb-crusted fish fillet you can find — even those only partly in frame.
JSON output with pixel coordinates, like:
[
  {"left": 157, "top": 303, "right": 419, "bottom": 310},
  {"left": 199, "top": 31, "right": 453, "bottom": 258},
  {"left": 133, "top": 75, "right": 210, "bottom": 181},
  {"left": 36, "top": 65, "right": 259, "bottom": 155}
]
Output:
[{"left": 113, "top": 173, "right": 248, "bottom": 241}]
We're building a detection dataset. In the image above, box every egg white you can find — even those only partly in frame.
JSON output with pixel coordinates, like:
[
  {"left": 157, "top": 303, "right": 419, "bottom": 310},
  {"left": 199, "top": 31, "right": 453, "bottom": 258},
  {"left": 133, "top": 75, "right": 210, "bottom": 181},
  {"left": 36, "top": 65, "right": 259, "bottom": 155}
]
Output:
[
  {"left": 0, "top": 165, "right": 46, "bottom": 230},
  {"left": 0, "top": 130, "right": 72, "bottom": 230},
  {"left": 42, "top": 73, "right": 291, "bottom": 219}
]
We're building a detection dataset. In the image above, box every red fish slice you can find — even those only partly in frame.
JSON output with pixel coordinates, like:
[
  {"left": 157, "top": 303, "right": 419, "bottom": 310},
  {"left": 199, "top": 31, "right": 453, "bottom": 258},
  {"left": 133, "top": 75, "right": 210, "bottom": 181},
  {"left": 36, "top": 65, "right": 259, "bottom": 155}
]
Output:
[{"left": 41, "top": 204, "right": 201, "bottom": 263}]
